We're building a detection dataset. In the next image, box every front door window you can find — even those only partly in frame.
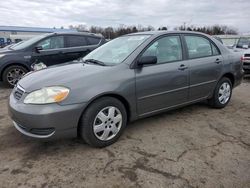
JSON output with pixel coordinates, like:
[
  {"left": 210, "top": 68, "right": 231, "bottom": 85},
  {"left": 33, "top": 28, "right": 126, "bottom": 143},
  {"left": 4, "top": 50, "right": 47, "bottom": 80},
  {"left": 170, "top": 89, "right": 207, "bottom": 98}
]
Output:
[
  {"left": 142, "top": 35, "right": 183, "bottom": 64},
  {"left": 37, "top": 36, "right": 64, "bottom": 50}
]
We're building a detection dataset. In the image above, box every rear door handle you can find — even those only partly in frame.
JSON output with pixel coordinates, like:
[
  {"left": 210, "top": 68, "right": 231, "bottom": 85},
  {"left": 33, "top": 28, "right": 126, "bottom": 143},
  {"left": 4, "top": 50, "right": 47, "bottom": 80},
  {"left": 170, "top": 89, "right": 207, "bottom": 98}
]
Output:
[
  {"left": 178, "top": 64, "right": 188, "bottom": 71},
  {"left": 215, "top": 58, "right": 222, "bottom": 64}
]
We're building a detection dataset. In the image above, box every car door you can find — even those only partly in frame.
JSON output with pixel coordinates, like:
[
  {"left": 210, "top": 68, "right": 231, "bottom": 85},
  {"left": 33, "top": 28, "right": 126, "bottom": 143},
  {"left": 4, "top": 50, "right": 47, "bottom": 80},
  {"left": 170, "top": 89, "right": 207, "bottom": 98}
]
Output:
[
  {"left": 31, "top": 35, "right": 65, "bottom": 66},
  {"left": 64, "top": 35, "right": 93, "bottom": 62},
  {"left": 135, "top": 35, "right": 189, "bottom": 116},
  {"left": 183, "top": 35, "right": 223, "bottom": 101}
]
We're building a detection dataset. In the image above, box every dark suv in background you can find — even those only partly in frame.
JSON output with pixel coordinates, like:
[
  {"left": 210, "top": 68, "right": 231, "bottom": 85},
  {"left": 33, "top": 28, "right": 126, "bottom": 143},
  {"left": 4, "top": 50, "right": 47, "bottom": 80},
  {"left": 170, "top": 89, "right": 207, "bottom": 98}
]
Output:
[{"left": 0, "top": 32, "right": 106, "bottom": 87}]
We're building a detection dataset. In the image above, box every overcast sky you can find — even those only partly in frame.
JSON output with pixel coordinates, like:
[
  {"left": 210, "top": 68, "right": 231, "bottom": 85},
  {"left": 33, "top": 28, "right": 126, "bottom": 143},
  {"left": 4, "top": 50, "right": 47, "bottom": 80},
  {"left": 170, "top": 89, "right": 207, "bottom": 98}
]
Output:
[{"left": 0, "top": 0, "right": 249, "bottom": 33}]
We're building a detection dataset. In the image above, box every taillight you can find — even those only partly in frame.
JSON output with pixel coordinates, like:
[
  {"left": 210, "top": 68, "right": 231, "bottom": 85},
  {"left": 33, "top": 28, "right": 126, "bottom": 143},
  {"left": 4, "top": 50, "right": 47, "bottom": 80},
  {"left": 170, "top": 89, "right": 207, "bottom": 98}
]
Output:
[{"left": 241, "top": 56, "right": 245, "bottom": 62}]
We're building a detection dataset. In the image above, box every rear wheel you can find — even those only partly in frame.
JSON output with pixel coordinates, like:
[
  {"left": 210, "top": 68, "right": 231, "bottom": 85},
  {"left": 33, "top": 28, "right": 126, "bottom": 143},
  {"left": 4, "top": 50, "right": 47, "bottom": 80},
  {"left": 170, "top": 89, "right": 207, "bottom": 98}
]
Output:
[
  {"left": 209, "top": 77, "right": 232, "bottom": 108},
  {"left": 2, "top": 65, "right": 28, "bottom": 88},
  {"left": 79, "top": 97, "right": 127, "bottom": 147}
]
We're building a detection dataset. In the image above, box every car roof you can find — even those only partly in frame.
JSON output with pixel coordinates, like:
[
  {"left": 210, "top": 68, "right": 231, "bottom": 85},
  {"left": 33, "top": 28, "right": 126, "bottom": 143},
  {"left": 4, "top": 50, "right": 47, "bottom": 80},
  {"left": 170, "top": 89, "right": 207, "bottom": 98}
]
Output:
[
  {"left": 126, "top": 30, "right": 211, "bottom": 37},
  {"left": 126, "top": 30, "right": 229, "bottom": 53},
  {"left": 48, "top": 32, "right": 104, "bottom": 38}
]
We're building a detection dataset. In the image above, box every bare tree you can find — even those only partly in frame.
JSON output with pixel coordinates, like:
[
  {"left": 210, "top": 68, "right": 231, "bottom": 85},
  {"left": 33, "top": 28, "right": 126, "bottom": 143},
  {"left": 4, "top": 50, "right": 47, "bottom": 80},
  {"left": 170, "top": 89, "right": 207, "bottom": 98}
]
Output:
[{"left": 68, "top": 24, "right": 238, "bottom": 39}]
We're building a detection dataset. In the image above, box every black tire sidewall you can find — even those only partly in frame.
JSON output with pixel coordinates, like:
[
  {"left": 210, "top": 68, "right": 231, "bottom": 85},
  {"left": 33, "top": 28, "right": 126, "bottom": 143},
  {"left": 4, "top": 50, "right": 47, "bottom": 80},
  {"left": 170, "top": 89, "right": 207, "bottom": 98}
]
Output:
[
  {"left": 212, "top": 77, "right": 232, "bottom": 108},
  {"left": 2, "top": 65, "right": 28, "bottom": 88},
  {"left": 80, "top": 97, "right": 127, "bottom": 147}
]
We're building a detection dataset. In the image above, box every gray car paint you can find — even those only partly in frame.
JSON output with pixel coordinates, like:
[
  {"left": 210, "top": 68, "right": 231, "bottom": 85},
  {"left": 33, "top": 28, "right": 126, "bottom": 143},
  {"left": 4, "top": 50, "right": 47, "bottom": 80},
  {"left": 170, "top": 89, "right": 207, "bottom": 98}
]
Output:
[{"left": 9, "top": 31, "right": 244, "bottom": 139}]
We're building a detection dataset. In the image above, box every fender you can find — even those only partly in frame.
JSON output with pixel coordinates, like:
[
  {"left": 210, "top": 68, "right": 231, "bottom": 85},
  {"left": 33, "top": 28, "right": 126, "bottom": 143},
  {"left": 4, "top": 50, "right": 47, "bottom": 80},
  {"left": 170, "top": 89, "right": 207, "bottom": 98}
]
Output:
[
  {"left": 83, "top": 91, "right": 137, "bottom": 122},
  {"left": 0, "top": 61, "right": 31, "bottom": 80}
]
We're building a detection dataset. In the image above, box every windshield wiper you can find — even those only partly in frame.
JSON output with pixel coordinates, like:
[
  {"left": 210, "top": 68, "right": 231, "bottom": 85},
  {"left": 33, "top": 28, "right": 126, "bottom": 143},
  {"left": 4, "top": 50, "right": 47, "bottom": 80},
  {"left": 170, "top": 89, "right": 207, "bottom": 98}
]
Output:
[{"left": 84, "top": 59, "right": 106, "bottom": 66}]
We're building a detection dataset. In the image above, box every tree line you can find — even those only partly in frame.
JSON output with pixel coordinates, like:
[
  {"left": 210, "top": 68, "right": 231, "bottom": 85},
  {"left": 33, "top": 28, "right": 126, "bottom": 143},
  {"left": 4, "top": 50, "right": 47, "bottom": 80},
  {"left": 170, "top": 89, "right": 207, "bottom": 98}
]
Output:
[
  {"left": 69, "top": 24, "right": 238, "bottom": 39},
  {"left": 175, "top": 25, "right": 238, "bottom": 35}
]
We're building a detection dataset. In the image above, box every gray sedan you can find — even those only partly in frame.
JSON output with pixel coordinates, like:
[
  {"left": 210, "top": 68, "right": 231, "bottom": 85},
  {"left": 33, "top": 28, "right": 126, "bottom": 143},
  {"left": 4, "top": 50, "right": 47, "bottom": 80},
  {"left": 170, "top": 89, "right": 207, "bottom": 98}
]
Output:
[{"left": 9, "top": 31, "right": 243, "bottom": 147}]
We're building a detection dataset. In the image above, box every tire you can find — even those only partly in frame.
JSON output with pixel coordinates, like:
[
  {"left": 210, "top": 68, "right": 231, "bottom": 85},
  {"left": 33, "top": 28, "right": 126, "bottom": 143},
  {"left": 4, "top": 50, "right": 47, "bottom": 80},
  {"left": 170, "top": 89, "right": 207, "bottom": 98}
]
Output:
[
  {"left": 79, "top": 97, "right": 127, "bottom": 148},
  {"left": 2, "top": 65, "right": 28, "bottom": 88},
  {"left": 209, "top": 77, "right": 232, "bottom": 108}
]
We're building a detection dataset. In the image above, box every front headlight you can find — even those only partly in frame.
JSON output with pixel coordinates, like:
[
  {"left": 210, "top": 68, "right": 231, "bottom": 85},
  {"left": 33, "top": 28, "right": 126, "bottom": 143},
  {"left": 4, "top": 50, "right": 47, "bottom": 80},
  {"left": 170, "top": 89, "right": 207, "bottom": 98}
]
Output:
[
  {"left": 31, "top": 62, "right": 47, "bottom": 71},
  {"left": 24, "top": 86, "right": 70, "bottom": 104}
]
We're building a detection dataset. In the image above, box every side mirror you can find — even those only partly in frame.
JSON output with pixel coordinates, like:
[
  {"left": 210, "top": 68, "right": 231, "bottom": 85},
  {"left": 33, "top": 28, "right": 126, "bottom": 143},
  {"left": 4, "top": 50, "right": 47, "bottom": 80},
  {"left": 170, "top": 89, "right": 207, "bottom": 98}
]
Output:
[
  {"left": 137, "top": 56, "right": 157, "bottom": 66},
  {"left": 35, "top": 46, "right": 43, "bottom": 53},
  {"left": 242, "top": 45, "right": 249, "bottom": 49}
]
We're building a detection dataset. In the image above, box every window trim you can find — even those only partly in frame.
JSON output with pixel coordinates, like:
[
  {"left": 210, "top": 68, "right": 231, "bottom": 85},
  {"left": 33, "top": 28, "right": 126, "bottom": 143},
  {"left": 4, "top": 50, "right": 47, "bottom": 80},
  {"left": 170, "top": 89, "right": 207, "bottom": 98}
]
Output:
[
  {"left": 183, "top": 34, "right": 221, "bottom": 60},
  {"left": 132, "top": 34, "right": 184, "bottom": 68}
]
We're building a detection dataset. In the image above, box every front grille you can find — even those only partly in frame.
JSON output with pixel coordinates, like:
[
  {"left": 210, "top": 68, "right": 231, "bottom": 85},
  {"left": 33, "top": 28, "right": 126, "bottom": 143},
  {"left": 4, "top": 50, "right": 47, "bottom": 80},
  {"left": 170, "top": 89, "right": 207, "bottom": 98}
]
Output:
[
  {"left": 14, "top": 85, "right": 25, "bottom": 100},
  {"left": 244, "top": 54, "right": 250, "bottom": 57}
]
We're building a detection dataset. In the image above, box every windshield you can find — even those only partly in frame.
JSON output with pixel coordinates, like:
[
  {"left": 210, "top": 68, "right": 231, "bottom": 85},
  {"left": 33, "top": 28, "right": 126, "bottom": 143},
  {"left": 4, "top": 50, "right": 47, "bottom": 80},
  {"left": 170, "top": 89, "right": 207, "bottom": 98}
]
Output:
[
  {"left": 83, "top": 35, "right": 151, "bottom": 65},
  {"left": 236, "top": 37, "right": 250, "bottom": 48},
  {"left": 11, "top": 34, "right": 50, "bottom": 50},
  {"left": 8, "top": 41, "right": 24, "bottom": 49}
]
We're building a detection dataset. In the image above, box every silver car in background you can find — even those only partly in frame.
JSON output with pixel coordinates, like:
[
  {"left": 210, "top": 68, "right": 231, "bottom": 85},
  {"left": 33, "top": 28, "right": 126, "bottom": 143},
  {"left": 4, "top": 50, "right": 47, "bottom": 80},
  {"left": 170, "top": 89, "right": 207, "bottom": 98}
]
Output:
[{"left": 9, "top": 31, "right": 243, "bottom": 147}]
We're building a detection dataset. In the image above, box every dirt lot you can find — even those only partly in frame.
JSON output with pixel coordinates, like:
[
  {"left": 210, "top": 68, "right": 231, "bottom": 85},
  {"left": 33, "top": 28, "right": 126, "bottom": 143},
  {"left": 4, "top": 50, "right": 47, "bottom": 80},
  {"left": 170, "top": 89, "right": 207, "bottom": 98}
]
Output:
[{"left": 0, "top": 79, "right": 250, "bottom": 188}]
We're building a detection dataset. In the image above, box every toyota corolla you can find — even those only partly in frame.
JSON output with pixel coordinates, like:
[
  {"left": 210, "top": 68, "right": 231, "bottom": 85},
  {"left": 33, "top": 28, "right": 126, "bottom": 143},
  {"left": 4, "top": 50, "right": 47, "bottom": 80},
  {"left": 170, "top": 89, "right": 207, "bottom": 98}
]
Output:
[{"left": 9, "top": 31, "right": 243, "bottom": 147}]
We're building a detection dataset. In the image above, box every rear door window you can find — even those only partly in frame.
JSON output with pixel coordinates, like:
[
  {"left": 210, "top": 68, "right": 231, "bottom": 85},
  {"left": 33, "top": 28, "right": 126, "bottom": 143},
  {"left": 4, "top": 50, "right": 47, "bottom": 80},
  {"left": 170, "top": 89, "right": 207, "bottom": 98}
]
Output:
[
  {"left": 87, "top": 37, "right": 101, "bottom": 45},
  {"left": 66, "top": 35, "right": 88, "bottom": 47},
  {"left": 211, "top": 43, "right": 220, "bottom": 55},
  {"left": 184, "top": 35, "right": 212, "bottom": 59}
]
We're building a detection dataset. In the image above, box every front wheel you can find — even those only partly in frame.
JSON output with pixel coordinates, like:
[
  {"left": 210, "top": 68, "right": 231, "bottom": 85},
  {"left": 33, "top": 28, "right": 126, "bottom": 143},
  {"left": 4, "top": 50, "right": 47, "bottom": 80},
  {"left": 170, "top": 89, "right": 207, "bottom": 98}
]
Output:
[
  {"left": 2, "top": 65, "right": 28, "bottom": 88},
  {"left": 209, "top": 77, "right": 232, "bottom": 108},
  {"left": 79, "top": 97, "right": 127, "bottom": 147}
]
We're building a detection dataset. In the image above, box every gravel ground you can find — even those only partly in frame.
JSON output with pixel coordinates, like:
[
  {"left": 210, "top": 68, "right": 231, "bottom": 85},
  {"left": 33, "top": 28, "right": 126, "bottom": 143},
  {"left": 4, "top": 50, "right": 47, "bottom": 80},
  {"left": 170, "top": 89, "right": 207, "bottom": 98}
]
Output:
[{"left": 0, "top": 79, "right": 250, "bottom": 188}]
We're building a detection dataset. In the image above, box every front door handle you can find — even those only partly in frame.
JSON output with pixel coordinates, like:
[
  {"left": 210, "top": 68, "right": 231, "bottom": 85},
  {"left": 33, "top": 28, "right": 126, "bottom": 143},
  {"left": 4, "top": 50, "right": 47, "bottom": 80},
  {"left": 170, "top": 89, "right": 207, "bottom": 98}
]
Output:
[
  {"left": 178, "top": 64, "right": 188, "bottom": 71},
  {"left": 215, "top": 58, "right": 222, "bottom": 64}
]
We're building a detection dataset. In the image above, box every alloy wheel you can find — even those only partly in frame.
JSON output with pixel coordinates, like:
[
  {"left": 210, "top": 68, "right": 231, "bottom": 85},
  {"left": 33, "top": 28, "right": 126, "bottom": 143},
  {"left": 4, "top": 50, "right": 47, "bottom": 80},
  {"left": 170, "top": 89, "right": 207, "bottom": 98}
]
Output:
[{"left": 7, "top": 68, "right": 26, "bottom": 86}]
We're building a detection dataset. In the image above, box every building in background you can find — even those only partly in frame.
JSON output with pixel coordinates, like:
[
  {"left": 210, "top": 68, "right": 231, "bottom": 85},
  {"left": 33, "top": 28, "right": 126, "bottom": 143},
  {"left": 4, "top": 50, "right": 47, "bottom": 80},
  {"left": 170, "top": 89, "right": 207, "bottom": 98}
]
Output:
[{"left": 0, "top": 26, "right": 76, "bottom": 47}]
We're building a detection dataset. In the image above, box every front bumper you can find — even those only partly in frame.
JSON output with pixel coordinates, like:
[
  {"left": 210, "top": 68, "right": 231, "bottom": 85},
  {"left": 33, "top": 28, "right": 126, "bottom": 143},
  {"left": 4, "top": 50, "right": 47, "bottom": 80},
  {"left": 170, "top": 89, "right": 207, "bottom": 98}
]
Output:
[
  {"left": 243, "top": 62, "right": 250, "bottom": 74},
  {"left": 9, "top": 92, "right": 87, "bottom": 139},
  {"left": 13, "top": 121, "right": 56, "bottom": 138}
]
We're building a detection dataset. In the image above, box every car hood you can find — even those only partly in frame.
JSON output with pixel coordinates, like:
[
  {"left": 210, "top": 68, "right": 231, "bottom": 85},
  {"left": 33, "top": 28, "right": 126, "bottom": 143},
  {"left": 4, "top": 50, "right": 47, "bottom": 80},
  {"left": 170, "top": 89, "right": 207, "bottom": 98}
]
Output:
[
  {"left": 0, "top": 48, "right": 24, "bottom": 57},
  {"left": 0, "top": 47, "right": 16, "bottom": 53},
  {"left": 18, "top": 62, "right": 110, "bottom": 92}
]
